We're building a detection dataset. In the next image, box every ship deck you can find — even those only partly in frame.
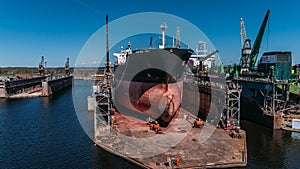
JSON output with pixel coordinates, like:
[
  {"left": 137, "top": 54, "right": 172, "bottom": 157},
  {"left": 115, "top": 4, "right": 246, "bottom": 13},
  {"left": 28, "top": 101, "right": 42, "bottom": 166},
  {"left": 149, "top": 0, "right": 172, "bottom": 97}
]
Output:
[{"left": 95, "top": 108, "right": 247, "bottom": 168}]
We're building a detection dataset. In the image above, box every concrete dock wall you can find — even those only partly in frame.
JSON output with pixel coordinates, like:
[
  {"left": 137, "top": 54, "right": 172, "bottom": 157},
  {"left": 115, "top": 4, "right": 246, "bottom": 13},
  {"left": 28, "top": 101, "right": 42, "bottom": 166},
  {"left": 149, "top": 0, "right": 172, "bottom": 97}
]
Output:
[{"left": 41, "top": 76, "right": 73, "bottom": 97}]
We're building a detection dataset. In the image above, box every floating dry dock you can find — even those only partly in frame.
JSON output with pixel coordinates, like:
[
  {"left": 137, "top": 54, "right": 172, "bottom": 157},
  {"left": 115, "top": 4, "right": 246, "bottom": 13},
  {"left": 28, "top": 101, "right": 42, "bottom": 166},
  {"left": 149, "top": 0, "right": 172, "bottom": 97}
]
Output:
[
  {"left": 41, "top": 76, "right": 73, "bottom": 97},
  {"left": 94, "top": 109, "right": 247, "bottom": 168},
  {"left": 0, "top": 76, "right": 73, "bottom": 98},
  {"left": 92, "top": 14, "right": 246, "bottom": 168},
  {"left": 233, "top": 78, "right": 300, "bottom": 131},
  {"left": 92, "top": 76, "right": 247, "bottom": 169}
]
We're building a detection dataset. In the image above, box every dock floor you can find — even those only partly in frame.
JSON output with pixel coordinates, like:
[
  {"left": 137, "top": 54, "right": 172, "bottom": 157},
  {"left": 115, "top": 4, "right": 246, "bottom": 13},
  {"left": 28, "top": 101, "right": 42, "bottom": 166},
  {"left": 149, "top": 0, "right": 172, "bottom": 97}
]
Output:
[{"left": 95, "top": 108, "right": 247, "bottom": 168}]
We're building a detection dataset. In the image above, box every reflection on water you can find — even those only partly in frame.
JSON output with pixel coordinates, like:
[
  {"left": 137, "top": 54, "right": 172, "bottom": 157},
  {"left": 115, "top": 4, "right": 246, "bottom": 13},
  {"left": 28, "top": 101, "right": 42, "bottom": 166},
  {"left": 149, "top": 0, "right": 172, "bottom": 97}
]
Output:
[
  {"left": 291, "top": 132, "right": 300, "bottom": 139},
  {"left": 242, "top": 120, "right": 300, "bottom": 169},
  {"left": 41, "top": 97, "right": 50, "bottom": 107},
  {"left": 0, "top": 80, "right": 300, "bottom": 168}
]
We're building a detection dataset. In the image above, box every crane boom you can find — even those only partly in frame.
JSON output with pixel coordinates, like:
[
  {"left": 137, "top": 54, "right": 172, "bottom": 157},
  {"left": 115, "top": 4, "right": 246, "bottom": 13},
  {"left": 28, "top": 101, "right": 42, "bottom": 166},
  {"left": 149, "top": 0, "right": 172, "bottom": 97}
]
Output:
[
  {"left": 239, "top": 9, "right": 270, "bottom": 72},
  {"left": 200, "top": 50, "right": 219, "bottom": 61},
  {"left": 250, "top": 9, "right": 270, "bottom": 70},
  {"left": 240, "top": 18, "right": 248, "bottom": 48}
]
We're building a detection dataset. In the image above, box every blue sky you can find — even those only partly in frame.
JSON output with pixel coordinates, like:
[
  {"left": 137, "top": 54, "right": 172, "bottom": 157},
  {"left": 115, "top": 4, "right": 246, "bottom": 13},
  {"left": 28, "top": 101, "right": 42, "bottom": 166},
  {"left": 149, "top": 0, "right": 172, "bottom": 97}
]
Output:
[{"left": 0, "top": 0, "right": 299, "bottom": 67}]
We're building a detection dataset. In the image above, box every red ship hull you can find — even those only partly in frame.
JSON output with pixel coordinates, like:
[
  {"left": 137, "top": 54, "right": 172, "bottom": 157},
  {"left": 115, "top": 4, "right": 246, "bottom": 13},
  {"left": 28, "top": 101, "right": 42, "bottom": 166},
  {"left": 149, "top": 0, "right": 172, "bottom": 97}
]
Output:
[{"left": 113, "top": 80, "right": 182, "bottom": 123}]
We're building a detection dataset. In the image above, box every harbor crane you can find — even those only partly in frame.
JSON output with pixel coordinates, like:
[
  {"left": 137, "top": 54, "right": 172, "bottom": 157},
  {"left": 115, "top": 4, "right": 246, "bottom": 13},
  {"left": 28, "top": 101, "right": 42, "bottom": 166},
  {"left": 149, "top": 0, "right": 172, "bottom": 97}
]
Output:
[
  {"left": 200, "top": 50, "right": 218, "bottom": 62},
  {"left": 190, "top": 50, "right": 219, "bottom": 74},
  {"left": 240, "top": 18, "right": 249, "bottom": 48},
  {"left": 198, "top": 50, "right": 218, "bottom": 73},
  {"left": 239, "top": 9, "right": 270, "bottom": 73},
  {"left": 38, "top": 56, "right": 44, "bottom": 76},
  {"left": 65, "top": 57, "right": 70, "bottom": 76}
]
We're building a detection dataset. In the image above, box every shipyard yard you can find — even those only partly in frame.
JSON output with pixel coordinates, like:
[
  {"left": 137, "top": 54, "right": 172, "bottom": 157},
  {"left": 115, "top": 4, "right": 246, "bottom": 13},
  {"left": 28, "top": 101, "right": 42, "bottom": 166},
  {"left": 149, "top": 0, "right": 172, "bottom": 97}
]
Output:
[{"left": 2, "top": 0, "right": 300, "bottom": 169}]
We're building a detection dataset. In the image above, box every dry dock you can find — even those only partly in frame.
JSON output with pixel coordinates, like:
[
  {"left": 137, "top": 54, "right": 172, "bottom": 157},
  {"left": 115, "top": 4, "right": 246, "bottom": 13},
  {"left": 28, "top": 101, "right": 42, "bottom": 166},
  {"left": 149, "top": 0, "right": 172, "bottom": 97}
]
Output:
[
  {"left": 233, "top": 78, "right": 300, "bottom": 130},
  {"left": 92, "top": 72, "right": 247, "bottom": 168},
  {"left": 0, "top": 76, "right": 73, "bottom": 98},
  {"left": 0, "top": 76, "right": 46, "bottom": 98},
  {"left": 94, "top": 108, "right": 247, "bottom": 168},
  {"left": 41, "top": 76, "right": 73, "bottom": 97}
]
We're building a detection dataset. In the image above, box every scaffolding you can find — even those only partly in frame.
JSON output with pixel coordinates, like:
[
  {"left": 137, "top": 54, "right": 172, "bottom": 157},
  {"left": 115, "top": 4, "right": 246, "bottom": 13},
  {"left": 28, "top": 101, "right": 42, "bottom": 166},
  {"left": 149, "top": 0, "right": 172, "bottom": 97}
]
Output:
[
  {"left": 94, "top": 80, "right": 112, "bottom": 139},
  {"left": 223, "top": 80, "right": 242, "bottom": 129},
  {"left": 262, "top": 81, "right": 300, "bottom": 129}
]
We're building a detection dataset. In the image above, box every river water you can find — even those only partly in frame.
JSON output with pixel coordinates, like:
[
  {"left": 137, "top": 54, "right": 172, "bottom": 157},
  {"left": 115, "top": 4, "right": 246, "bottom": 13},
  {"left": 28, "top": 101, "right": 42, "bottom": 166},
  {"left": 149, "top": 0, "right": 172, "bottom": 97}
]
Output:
[{"left": 0, "top": 80, "right": 299, "bottom": 168}]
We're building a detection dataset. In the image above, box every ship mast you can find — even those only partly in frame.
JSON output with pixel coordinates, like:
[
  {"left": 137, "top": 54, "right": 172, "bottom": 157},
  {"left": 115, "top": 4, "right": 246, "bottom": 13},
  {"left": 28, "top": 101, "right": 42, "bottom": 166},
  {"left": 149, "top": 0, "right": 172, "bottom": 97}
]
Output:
[
  {"left": 159, "top": 22, "right": 167, "bottom": 49},
  {"left": 105, "top": 14, "right": 111, "bottom": 75},
  {"left": 105, "top": 14, "right": 112, "bottom": 115},
  {"left": 176, "top": 27, "right": 180, "bottom": 48},
  {"left": 172, "top": 36, "right": 175, "bottom": 48}
]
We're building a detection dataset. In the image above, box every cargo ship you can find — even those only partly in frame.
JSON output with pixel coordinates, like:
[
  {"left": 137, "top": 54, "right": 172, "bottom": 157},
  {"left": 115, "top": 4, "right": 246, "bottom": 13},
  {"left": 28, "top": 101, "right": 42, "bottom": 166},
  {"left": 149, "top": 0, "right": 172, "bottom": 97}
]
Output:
[
  {"left": 91, "top": 14, "right": 247, "bottom": 168},
  {"left": 112, "top": 22, "right": 193, "bottom": 125}
]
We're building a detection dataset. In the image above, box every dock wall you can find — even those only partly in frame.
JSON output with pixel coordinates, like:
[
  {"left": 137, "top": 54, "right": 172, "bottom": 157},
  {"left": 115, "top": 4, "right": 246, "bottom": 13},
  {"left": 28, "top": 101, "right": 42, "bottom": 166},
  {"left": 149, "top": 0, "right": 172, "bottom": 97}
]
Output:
[
  {"left": 0, "top": 76, "right": 47, "bottom": 98},
  {"left": 234, "top": 79, "right": 288, "bottom": 129},
  {"left": 41, "top": 76, "right": 73, "bottom": 97}
]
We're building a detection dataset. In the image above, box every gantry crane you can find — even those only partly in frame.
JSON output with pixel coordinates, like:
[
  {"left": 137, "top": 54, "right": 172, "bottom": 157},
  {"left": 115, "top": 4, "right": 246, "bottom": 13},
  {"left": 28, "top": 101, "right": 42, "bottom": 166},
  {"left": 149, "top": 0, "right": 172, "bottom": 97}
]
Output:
[{"left": 239, "top": 9, "right": 270, "bottom": 73}]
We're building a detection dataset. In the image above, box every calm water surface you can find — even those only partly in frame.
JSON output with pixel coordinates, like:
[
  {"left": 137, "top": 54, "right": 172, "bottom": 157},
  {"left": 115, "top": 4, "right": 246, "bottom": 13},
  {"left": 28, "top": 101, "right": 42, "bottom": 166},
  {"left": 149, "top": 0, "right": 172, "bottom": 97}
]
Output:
[{"left": 0, "top": 80, "right": 299, "bottom": 168}]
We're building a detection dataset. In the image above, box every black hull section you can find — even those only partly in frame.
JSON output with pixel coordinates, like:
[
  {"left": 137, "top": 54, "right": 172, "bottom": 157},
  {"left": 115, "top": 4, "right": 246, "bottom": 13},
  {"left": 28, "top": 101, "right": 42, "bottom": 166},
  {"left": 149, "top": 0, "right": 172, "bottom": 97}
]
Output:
[{"left": 114, "top": 48, "right": 193, "bottom": 83}]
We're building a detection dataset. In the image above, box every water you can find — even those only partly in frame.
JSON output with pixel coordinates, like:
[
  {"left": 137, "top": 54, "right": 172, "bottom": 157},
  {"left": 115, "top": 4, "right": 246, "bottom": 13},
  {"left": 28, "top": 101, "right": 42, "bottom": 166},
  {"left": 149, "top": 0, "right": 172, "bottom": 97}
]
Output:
[
  {"left": 0, "top": 80, "right": 299, "bottom": 168},
  {"left": 0, "top": 80, "right": 139, "bottom": 169},
  {"left": 242, "top": 121, "right": 300, "bottom": 169}
]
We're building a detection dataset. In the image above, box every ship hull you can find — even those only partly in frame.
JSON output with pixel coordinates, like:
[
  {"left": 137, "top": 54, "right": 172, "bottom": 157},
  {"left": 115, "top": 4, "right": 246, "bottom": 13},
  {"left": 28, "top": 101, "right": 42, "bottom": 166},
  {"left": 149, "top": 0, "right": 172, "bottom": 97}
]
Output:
[
  {"left": 112, "top": 48, "right": 193, "bottom": 124},
  {"left": 113, "top": 80, "right": 182, "bottom": 124}
]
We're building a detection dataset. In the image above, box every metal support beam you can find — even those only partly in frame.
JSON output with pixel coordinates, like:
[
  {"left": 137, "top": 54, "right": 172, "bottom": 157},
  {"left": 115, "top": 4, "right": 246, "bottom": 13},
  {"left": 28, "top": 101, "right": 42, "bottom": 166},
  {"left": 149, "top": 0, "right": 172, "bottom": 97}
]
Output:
[{"left": 224, "top": 80, "right": 242, "bottom": 129}]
